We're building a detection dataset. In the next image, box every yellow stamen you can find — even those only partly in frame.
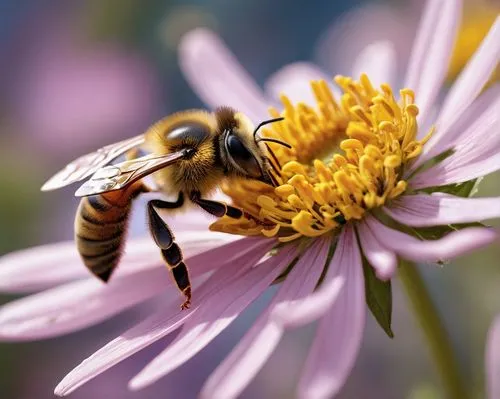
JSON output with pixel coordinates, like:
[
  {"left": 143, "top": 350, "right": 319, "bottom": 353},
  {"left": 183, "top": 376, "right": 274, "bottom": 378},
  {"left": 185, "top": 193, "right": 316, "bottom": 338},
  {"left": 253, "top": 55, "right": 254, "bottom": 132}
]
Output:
[{"left": 210, "top": 74, "right": 432, "bottom": 242}]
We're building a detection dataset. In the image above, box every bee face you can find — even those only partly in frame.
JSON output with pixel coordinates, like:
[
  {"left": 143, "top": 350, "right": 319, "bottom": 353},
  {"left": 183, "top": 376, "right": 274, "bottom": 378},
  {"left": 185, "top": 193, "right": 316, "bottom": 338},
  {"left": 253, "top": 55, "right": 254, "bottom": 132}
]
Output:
[
  {"left": 214, "top": 108, "right": 270, "bottom": 183},
  {"left": 224, "top": 128, "right": 265, "bottom": 178}
]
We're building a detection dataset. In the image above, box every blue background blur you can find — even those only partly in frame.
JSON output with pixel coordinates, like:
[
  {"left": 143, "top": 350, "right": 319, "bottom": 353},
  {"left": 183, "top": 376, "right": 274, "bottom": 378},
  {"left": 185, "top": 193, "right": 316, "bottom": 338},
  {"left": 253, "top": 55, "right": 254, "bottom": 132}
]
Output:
[{"left": 0, "top": 0, "right": 499, "bottom": 398}]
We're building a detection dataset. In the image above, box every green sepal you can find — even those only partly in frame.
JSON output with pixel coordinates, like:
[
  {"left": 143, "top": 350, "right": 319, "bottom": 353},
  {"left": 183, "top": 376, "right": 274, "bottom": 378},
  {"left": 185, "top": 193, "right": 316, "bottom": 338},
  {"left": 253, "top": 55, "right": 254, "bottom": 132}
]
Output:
[
  {"left": 419, "top": 177, "right": 482, "bottom": 198},
  {"left": 270, "top": 237, "right": 314, "bottom": 285},
  {"left": 362, "top": 256, "right": 394, "bottom": 338},
  {"left": 409, "top": 221, "right": 487, "bottom": 242},
  {"left": 397, "top": 175, "right": 485, "bottom": 242}
]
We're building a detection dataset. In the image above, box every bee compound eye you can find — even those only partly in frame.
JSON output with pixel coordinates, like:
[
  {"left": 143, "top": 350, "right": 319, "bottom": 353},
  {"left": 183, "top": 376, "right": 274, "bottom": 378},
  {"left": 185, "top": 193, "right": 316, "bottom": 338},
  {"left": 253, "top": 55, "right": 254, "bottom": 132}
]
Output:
[{"left": 226, "top": 134, "right": 261, "bottom": 177}]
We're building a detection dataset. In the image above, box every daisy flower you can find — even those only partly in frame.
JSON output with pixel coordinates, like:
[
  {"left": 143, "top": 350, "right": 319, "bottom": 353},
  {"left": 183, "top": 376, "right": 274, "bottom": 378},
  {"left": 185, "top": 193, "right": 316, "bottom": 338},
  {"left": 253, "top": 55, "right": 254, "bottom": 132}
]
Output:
[{"left": 0, "top": 1, "right": 499, "bottom": 398}]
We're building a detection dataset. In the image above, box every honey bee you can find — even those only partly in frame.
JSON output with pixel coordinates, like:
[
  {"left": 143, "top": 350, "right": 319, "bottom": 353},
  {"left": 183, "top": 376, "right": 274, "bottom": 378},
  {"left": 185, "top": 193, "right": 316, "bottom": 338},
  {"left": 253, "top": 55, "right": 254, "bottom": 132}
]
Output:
[{"left": 41, "top": 107, "right": 289, "bottom": 309}]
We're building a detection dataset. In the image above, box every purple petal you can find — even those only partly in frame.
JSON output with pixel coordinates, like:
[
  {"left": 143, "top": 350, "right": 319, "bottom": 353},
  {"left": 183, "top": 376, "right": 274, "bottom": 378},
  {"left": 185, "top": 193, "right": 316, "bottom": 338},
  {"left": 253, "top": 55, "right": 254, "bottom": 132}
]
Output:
[
  {"left": 410, "top": 152, "right": 500, "bottom": 189},
  {"left": 385, "top": 194, "right": 500, "bottom": 227},
  {"left": 0, "top": 269, "right": 171, "bottom": 341},
  {"left": 298, "top": 225, "right": 365, "bottom": 398},
  {"left": 434, "top": 17, "right": 500, "bottom": 141},
  {"left": 486, "top": 315, "right": 500, "bottom": 399},
  {"left": 54, "top": 238, "right": 274, "bottom": 396},
  {"left": 364, "top": 215, "right": 497, "bottom": 262},
  {"left": 443, "top": 94, "right": 500, "bottom": 169},
  {"left": 200, "top": 239, "right": 332, "bottom": 399},
  {"left": 271, "top": 275, "right": 344, "bottom": 329},
  {"left": 0, "top": 241, "right": 87, "bottom": 293},
  {"left": 412, "top": 84, "right": 500, "bottom": 176},
  {"left": 357, "top": 221, "right": 397, "bottom": 280},
  {"left": 128, "top": 246, "right": 297, "bottom": 391},
  {"left": 264, "top": 62, "right": 332, "bottom": 105},
  {"left": 178, "top": 28, "right": 271, "bottom": 121},
  {"left": 0, "top": 236, "right": 259, "bottom": 340},
  {"left": 352, "top": 41, "right": 397, "bottom": 88},
  {"left": 0, "top": 232, "right": 236, "bottom": 293},
  {"left": 411, "top": 16, "right": 500, "bottom": 170},
  {"left": 404, "top": 0, "right": 462, "bottom": 122},
  {"left": 0, "top": 236, "right": 160, "bottom": 293},
  {"left": 269, "top": 239, "right": 344, "bottom": 329}
]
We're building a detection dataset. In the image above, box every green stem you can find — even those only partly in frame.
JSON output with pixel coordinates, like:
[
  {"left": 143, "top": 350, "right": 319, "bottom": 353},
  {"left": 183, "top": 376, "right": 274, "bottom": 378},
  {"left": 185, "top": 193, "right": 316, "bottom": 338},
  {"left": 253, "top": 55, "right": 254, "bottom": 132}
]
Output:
[{"left": 399, "top": 261, "right": 468, "bottom": 399}]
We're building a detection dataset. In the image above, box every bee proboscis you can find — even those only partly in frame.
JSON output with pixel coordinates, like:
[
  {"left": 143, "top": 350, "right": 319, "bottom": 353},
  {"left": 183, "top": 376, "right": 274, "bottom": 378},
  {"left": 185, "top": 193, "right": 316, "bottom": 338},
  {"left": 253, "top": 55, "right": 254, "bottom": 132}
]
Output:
[{"left": 42, "top": 107, "right": 289, "bottom": 309}]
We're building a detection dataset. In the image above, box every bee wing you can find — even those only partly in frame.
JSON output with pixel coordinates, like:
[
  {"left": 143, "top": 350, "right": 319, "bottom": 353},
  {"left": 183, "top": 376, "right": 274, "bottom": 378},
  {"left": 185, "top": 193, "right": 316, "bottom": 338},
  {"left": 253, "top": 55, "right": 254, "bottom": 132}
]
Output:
[
  {"left": 74, "top": 149, "right": 191, "bottom": 197},
  {"left": 41, "top": 135, "right": 146, "bottom": 191}
]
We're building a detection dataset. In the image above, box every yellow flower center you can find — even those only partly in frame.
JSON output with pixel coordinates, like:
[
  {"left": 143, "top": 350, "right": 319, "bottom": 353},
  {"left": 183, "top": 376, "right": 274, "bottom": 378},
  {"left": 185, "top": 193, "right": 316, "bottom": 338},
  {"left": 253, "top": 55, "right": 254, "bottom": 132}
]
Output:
[
  {"left": 211, "top": 75, "right": 432, "bottom": 242},
  {"left": 448, "top": 3, "right": 499, "bottom": 83}
]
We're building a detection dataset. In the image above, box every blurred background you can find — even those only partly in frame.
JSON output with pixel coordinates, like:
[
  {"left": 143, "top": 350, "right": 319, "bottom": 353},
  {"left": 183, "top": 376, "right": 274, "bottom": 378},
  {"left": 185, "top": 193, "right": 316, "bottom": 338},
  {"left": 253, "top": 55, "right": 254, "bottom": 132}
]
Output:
[{"left": 0, "top": 0, "right": 498, "bottom": 398}]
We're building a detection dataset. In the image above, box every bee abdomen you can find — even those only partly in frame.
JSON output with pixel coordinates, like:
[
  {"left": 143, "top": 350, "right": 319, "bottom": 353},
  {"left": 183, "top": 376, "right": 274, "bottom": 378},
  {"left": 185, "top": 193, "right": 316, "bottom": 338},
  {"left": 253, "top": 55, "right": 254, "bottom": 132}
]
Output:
[{"left": 75, "top": 193, "right": 132, "bottom": 283}]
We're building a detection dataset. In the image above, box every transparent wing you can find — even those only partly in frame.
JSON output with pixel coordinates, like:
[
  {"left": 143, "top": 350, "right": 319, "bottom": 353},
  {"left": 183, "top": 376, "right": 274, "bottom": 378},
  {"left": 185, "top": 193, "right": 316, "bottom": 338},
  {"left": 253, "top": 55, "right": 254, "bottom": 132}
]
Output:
[
  {"left": 41, "top": 135, "right": 146, "bottom": 191},
  {"left": 74, "top": 149, "right": 191, "bottom": 197}
]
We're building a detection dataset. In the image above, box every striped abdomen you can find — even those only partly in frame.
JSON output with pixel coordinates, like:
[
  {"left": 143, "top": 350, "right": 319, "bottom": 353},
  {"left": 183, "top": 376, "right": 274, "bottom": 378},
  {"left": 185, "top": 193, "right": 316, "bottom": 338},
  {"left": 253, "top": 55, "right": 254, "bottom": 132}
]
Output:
[{"left": 75, "top": 183, "right": 142, "bottom": 282}]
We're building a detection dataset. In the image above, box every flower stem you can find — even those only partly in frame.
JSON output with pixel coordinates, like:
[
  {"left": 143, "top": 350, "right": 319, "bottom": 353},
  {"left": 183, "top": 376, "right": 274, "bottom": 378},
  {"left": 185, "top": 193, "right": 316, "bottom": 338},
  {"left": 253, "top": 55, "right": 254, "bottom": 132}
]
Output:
[{"left": 399, "top": 260, "right": 469, "bottom": 399}]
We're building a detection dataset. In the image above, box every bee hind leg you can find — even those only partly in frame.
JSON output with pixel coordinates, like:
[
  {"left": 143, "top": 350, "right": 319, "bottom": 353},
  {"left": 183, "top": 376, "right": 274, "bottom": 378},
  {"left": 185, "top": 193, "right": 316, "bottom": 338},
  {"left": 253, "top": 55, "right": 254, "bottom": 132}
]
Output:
[{"left": 147, "top": 194, "right": 191, "bottom": 310}]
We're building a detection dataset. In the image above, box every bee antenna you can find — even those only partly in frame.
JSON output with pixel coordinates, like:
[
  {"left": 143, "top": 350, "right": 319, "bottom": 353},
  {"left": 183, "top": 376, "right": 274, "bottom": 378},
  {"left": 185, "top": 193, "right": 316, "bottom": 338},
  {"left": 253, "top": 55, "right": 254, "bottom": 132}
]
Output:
[
  {"left": 253, "top": 117, "right": 285, "bottom": 139},
  {"left": 255, "top": 137, "right": 292, "bottom": 149}
]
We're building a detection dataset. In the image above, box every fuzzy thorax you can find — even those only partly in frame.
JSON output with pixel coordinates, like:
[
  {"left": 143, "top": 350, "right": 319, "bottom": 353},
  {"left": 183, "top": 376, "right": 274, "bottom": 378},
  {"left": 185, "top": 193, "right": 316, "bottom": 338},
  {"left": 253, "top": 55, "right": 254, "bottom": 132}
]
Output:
[{"left": 211, "top": 75, "right": 432, "bottom": 242}]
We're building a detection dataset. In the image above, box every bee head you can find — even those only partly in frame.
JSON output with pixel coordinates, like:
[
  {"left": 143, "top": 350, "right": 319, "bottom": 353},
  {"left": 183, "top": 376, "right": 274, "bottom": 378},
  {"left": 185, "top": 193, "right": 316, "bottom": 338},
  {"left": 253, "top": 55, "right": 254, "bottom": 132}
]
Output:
[{"left": 215, "top": 108, "right": 286, "bottom": 185}]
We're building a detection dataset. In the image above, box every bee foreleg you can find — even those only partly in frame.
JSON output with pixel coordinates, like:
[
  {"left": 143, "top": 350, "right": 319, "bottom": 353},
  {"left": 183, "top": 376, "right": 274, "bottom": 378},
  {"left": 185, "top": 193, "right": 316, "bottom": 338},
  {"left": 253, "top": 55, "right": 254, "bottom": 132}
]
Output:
[
  {"left": 189, "top": 191, "right": 242, "bottom": 218},
  {"left": 147, "top": 195, "right": 191, "bottom": 310},
  {"left": 190, "top": 191, "right": 273, "bottom": 227}
]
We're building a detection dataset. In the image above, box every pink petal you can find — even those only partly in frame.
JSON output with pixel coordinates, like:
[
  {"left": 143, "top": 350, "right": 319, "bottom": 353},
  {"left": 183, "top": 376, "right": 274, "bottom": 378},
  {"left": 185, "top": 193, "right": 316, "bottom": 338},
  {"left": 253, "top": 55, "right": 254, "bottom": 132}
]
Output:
[
  {"left": 56, "top": 289, "right": 194, "bottom": 396},
  {"left": 410, "top": 152, "right": 500, "bottom": 189},
  {"left": 298, "top": 225, "right": 365, "bottom": 398},
  {"left": 271, "top": 276, "right": 344, "bottom": 329},
  {"left": 486, "top": 315, "right": 500, "bottom": 399},
  {"left": 0, "top": 235, "right": 255, "bottom": 340},
  {"left": 364, "top": 215, "right": 497, "bottom": 262},
  {"left": 128, "top": 246, "right": 297, "bottom": 391},
  {"left": 0, "top": 232, "right": 236, "bottom": 293},
  {"left": 0, "top": 241, "right": 87, "bottom": 293},
  {"left": 385, "top": 194, "right": 500, "bottom": 227},
  {"left": 264, "top": 62, "right": 333, "bottom": 105},
  {"left": 181, "top": 235, "right": 269, "bottom": 269},
  {"left": 178, "top": 28, "right": 271, "bottom": 121},
  {"left": 404, "top": 0, "right": 462, "bottom": 122},
  {"left": 0, "top": 236, "right": 159, "bottom": 293},
  {"left": 434, "top": 17, "right": 500, "bottom": 142},
  {"left": 200, "top": 239, "right": 333, "bottom": 399},
  {"left": 351, "top": 41, "right": 397, "bottom": 88},
  {"left": 54, "top": 238, "right": 274, "bottom": 396},
  {"left": 269, "top": 239, "right": 332, "bottom": 326},
  {"left": 412, "top": 85, "right": 500, "bottom": 174},
  {"left": 357, "top": 221, "right": 397, "bottom": 280},
  {"left": 444, "top": 95, "right": 500, "bottom": 168},
  {"left": 0, "top": 268, "right": 168, "bottom": 341}
]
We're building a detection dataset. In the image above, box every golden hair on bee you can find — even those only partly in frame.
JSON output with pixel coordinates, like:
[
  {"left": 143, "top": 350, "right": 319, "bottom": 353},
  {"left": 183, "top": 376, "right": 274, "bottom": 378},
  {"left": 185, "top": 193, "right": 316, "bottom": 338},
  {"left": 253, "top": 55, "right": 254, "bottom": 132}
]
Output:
[{"left": 41, "top": 107, "right": 288, "bottom": 309}]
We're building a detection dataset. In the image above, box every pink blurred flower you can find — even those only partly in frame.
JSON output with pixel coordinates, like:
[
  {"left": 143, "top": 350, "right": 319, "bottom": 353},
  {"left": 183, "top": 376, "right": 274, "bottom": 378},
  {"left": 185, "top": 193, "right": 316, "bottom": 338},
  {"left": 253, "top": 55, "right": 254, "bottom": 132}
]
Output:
[
  {"left": 314, "top": 0, "right": 499, "bottom": 85},
  {"left": 314, "top": 0, "right": 422, "bottom": 86},
  {"left": 486, "top": 316, "right": 500, "bottom": 398},
  {"left": 6, "top": 15, "right": 162, "bottom": 155},
  {"left": 0, "top": 1, "right": 499, "bottom": 399}
]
